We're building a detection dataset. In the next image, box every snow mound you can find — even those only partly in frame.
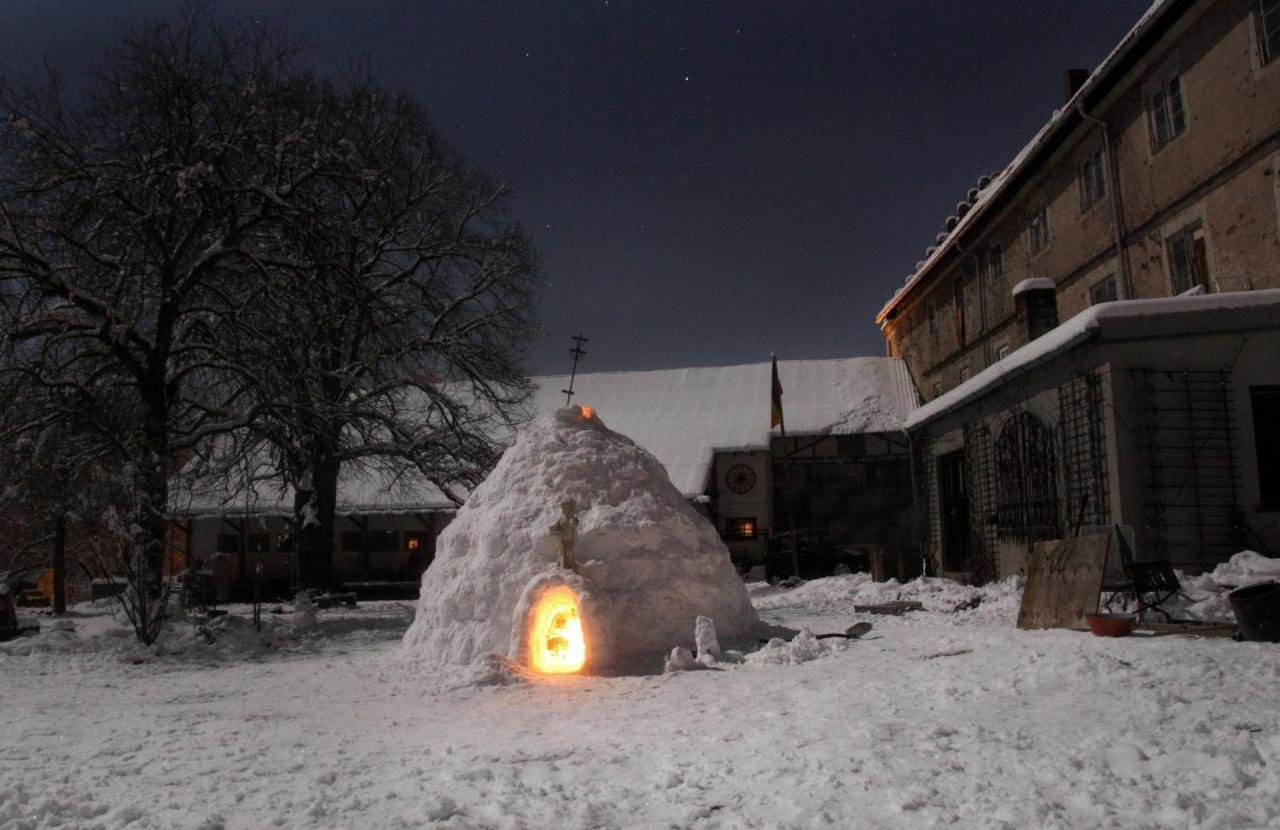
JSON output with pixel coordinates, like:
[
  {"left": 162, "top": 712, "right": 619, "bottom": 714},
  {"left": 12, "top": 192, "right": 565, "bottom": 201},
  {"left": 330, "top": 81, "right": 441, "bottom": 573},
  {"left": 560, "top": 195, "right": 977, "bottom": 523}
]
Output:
[
  {"left": 402, "top": 407, "right": 763, "bottom": 676},
  {"left": 752, "top": 573, "right": 1024, "bottom": 623},
  {"left": 1159, "top": 550, "right": 1280, "bottom": 622}
]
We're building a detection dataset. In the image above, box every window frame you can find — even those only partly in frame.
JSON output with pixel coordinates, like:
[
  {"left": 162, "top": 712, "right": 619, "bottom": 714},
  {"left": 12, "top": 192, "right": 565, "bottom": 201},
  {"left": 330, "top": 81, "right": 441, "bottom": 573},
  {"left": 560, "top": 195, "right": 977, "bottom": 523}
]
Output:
[
  {"left": 722, "top": 516, "right": 757, "bottom": 540},
  {"left": 1028, "top": 203, "right": 1051, "bottom": 256},
  {"left": 1166, "top": 221, "right": 1209, "bottom": 294},
  {"left": 1079, "top": 148, "right": 1107, "bottom": 214},
  {"left": 1259, "top": 0, "right": 1280, "bottom": 66},
  {"left": 1089, "top": 274, "right": 1118, "bottom": 306},
  {"left": 985, "top": 243, "right": 1004, "bottom": 285},
  {"left": 1149, "top": 74, "right": 1188, "bottom": 152}
]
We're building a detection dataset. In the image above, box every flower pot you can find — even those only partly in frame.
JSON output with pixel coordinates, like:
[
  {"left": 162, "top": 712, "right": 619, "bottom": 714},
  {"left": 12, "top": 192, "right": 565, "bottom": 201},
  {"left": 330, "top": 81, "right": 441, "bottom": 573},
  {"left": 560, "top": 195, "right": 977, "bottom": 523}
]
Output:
[
  {"left": 1085, "top": 613, "right": 1136, "bottom": 637},
  {"left": 1228, "top": 581, "right": 1280, "bottom": 642}
]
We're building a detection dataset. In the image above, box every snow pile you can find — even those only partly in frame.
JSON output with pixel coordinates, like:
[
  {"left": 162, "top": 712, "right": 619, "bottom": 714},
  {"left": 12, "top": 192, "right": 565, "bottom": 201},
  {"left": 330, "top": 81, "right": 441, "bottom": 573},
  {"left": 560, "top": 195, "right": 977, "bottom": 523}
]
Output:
[
  {"left": 752, "top": 573, "right": 1024, "bottom": 622},
  {"left": 402, "top": 407, "right": 763, "bottom": 677},
  {"left": 0, "top": 599, "right": 413, "bottom": 664},
  {"left": 1161, "top": 551, "right": 1280, "bottom": 622},
  {"left": 747, "top": 627, "right": 831, "bottom": 665}
]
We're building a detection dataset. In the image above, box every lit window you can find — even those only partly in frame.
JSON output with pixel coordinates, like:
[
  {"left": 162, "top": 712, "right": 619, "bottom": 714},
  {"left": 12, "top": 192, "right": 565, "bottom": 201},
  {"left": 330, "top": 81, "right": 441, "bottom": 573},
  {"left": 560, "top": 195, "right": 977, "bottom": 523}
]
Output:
[
  {"left": 1260, "top": 0, "right": 1280, "bottom": 65},
  {"left": 1150, "top": 75, "right": 1187, "bottom": 150},
  {"left": 1029, "top": 204, "right": 1050, "bottom": 255},
  {"left": 1080, "top": 149, "right": 1106, "bottom": 212},
  {"left": 723, "top": 517, "right": 756, "bottom": 540},
  {"left": 985, "top": 243, "right": 1004, "bottom": 284},
  {"left": 1090, "top": 274, "right": 1118, "bottom": 305},
  {"left": 405, "top": 531, "right": 428, "bottom": 552}
]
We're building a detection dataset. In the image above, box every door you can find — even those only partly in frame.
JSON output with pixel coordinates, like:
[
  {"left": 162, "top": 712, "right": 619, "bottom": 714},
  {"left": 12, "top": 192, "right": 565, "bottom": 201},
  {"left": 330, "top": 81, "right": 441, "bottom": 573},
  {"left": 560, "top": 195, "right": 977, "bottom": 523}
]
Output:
[{"left": 938, "top": 450, "right": 972, "bottom": 572}]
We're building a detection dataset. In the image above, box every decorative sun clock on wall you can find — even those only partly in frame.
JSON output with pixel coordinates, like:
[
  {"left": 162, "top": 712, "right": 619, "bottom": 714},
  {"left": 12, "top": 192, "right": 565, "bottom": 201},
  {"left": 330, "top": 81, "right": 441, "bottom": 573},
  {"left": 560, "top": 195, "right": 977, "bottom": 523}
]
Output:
[{"left": 725, "top": 463, "right": 756, "bottom": 495}]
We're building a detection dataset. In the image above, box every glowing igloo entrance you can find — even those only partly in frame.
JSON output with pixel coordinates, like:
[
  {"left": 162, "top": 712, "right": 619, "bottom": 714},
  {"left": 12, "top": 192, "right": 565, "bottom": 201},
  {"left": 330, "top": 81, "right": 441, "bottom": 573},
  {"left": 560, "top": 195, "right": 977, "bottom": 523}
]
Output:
[{"left": 526, "top": 585, "right": 586, "bottom": 674}]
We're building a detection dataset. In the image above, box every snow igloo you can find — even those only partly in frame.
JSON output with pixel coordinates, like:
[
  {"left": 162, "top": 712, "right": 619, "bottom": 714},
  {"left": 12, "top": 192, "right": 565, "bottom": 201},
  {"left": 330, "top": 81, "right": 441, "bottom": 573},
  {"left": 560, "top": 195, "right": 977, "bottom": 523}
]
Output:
[{"left": 402, "top": 405, "right": 764, "bottom": 676}]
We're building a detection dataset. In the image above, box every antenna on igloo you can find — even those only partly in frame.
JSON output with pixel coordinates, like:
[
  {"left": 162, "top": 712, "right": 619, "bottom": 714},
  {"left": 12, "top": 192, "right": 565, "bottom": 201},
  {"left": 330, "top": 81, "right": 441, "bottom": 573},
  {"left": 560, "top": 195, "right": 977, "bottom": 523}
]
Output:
[{"left": 562, "top": 333, "right": 589, "bottom": 406}]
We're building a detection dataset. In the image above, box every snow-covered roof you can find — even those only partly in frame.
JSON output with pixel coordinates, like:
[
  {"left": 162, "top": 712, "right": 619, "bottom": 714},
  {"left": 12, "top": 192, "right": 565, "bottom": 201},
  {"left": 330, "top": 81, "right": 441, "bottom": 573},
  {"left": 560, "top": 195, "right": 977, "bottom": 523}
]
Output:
[
  {"left": 178, "top": 357, "right": 919, "bottom": 515},
  {"left": 531, "top": 357, "right": 920, "bottom": 497},
  {"left": 907, "top": 290, "right": 1280, "bottom": 429},
  {"left": 179, "top": 460, "right": 458, "bottom": 519},
  {"left": 1012, "top": 277, "right": 1056, "bottom": 297},
  {"left": 877, "top": 0, "right": 1179, "bottom": 324}
]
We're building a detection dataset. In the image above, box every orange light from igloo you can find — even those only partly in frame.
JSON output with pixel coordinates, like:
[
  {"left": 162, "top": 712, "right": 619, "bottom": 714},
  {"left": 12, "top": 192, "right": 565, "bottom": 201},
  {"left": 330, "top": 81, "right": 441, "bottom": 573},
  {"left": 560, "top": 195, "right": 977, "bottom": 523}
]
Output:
[{"left": 529, "top": 586, "right": 587, "bottom": 674}]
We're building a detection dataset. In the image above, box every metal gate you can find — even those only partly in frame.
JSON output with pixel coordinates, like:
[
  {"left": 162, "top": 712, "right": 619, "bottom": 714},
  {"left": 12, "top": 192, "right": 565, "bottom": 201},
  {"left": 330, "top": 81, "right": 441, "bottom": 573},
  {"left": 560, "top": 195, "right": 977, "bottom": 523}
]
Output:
[
  {"left": 995, "top": 411, "right": 1061, "bottom": 544},
  {"left": 1133, "top": 369, "right": 1241, "bottom": 567}
]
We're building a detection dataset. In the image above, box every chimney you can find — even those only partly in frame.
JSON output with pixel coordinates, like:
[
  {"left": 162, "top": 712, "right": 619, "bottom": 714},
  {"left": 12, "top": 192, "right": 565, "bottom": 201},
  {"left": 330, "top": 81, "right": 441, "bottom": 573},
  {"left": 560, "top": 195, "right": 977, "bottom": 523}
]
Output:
[
  {"left": 1012, "top": 278, "right": 1059, "bottom": 343},
  {"left": 1064, "top": 68, "right": 1090, "bottom": 102}
]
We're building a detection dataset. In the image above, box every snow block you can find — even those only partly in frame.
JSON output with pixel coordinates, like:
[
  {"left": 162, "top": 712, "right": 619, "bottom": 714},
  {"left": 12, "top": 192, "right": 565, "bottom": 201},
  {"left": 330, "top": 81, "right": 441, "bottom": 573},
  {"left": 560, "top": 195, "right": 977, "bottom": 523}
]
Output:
[{"left": 402, "top": 406, "right": 764, "bottom": 675}]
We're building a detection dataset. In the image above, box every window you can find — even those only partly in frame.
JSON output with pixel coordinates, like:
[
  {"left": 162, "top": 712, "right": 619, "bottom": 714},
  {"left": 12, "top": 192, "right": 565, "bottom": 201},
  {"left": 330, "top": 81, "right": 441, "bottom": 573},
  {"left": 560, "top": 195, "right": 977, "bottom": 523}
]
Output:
[
  {"left": 1079, "top": 149, "right": 1107, "bottom": 212},
  {"left": 960, "top": 364, "right": 971, "bottom": 382},
  {"left": 405, "top": 531, "right": 428, "bottom": 552},
  {"left": 1089, "top": 274, "right": 1118, "bottom": 305},
  {"left": 1251, "top": 386, "right": 1280, "bottom": 509},
  {"left": 927, "top": 300, "right": 938, "bottom": 333},
  {"left": 1167, "top": 222, "right": 1208, "bottom": 293},
  {"left": 1260, "top": 0, "right": 1280, "bottom": 65},
  {"left": 954, "top": 279, "right": 966, "bottom": 346},
  {"left": 985, "top": 243, "right": 1004, "bottom": 284},
  {"left": 723, "top": 517, "right": 756, "bottom": 540},
  {"left": 997, "top": 343, "right": 1011, "bottom": 360},
  {"left": 1028, "top": 204, "right": 1050, "bottom": 255},
  {"left": 366, "top": 530, "right": 398, "bottom": 552},
  {"left": 1149, "top": 75, "right": 1187, "bottom": 150}
]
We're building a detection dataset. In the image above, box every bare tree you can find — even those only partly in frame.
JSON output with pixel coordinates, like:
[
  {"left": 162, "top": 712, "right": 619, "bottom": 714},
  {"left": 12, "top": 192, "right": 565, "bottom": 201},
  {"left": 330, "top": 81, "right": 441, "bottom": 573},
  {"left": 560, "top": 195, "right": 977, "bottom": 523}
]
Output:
[
  {"left": 0, "top": 17, "right": 319, "bottom": 641},
  {"left": 225, "top": 76, "right": 539, "bottom": 589}
]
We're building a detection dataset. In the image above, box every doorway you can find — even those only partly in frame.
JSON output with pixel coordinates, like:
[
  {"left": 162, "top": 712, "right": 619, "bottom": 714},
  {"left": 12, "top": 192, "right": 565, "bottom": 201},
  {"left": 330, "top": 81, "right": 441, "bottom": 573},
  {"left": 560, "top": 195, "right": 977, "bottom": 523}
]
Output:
[{"left": 938, "top": 450, "right": 972, "bottom": 572}]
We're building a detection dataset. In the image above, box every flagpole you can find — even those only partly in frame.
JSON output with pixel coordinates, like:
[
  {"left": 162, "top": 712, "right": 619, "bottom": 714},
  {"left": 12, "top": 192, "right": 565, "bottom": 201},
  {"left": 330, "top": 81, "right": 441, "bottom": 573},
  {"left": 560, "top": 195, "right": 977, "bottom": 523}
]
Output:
[{"left": 771, "top": 354, "right": 801, "bottom": 580}]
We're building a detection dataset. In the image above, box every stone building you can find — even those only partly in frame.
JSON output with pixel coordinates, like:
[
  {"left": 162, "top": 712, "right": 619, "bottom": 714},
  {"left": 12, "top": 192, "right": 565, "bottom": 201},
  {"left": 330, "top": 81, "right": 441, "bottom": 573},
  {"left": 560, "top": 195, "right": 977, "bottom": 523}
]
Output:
[
  {"left": 880, "top": 0, "right": 1280, "bottom": 581},
  {"left": 877, "top": 0, "right": 1280, "bottom": 401}
]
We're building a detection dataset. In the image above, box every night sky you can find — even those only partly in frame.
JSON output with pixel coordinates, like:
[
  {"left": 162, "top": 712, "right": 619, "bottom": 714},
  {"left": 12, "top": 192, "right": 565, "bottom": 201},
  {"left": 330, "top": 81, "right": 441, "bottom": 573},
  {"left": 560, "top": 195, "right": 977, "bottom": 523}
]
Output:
[{"left": 1, "top": 1, "right": 1151, "bottom": 375}]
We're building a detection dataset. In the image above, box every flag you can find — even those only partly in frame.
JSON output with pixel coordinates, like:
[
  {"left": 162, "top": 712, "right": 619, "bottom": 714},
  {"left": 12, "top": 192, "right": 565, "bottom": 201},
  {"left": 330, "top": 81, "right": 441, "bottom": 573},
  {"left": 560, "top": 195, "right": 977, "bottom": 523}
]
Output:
[{"left": 770, "top": 355, "right": 784, "bottom": 428}]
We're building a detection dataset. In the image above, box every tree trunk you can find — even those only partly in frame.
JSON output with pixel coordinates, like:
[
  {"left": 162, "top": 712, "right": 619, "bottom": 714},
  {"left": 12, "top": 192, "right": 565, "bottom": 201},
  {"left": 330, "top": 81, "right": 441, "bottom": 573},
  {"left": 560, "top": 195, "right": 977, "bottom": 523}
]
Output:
[
  {"left": 295, "top": 454, "right": 339, "bottom": 590},
  {"left": 52, "top": 513, "right": 66, "bottom": 615},
  {"left": 127, "top": 408, "right": 173, "bottom": 645}
]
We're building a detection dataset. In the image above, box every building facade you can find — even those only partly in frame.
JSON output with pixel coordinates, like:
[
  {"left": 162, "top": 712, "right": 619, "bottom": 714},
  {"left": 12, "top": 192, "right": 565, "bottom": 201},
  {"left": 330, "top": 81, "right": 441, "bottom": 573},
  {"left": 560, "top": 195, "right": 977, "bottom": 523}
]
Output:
[
  {"left": 880, "top": 0, "right": 1280, "bottom": 582},
  {"left": 878, "top": 0, "right": 1280, "bottom": 402}
]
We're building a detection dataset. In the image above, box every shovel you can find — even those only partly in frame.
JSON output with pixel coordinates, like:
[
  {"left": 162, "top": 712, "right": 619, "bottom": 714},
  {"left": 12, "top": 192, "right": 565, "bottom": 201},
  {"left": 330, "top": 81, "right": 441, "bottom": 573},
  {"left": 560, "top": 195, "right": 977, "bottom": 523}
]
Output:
[{"left": 816, "top": 621, "right": 873, "bottom": 640}]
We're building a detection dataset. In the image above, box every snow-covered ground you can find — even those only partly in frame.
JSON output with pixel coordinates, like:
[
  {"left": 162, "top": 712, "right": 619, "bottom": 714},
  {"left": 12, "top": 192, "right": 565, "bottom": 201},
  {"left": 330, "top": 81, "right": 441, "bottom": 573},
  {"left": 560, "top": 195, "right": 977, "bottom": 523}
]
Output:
[{"left": 4, "top": 574, "right": 1280, "bottom": 829}]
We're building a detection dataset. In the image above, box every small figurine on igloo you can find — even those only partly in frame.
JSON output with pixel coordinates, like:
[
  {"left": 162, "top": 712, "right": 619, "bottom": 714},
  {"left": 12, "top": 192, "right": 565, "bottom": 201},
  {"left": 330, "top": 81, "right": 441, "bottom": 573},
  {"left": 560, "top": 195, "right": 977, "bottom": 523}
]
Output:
[{"left": 402, "top": 405, "right": 765, "bottom": 676}]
